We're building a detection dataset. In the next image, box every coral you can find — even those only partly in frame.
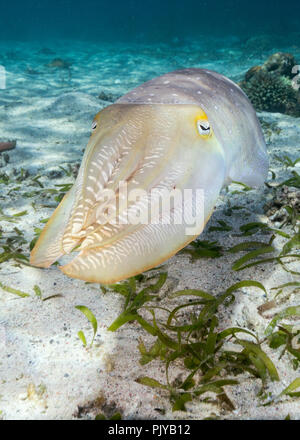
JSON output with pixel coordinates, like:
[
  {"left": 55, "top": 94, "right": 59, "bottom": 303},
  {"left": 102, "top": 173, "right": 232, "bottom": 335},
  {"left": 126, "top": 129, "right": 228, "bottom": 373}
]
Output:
[
  {"left": 240, "top": 53, "right": 300, "bottom": 117},
  {"left": 262, "top": 52, "right": 296, "bottom": 78},
  {"left": 241, "top": 70, "right": 299, "bottom": 114}
]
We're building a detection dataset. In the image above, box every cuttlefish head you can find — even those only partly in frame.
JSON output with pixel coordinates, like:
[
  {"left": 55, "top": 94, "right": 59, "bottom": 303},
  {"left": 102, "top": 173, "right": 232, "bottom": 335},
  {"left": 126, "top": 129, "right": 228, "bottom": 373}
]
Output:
[{"left": 30, "top": 103, "right": 226, "bottom": 284}]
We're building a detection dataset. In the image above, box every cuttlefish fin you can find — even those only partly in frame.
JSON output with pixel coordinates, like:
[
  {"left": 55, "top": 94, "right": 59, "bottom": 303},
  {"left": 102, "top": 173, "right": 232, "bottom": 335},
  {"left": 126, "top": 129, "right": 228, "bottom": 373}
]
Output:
[{"left": 30, "top": 185, "right": 78, "bottom": 268}]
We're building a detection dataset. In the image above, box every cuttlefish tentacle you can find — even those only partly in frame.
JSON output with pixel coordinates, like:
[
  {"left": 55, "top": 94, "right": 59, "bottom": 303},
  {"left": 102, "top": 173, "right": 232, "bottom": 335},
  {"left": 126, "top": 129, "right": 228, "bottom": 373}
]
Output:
[{"left": 30, "top": 68, "right": 268, "bottom": 284}]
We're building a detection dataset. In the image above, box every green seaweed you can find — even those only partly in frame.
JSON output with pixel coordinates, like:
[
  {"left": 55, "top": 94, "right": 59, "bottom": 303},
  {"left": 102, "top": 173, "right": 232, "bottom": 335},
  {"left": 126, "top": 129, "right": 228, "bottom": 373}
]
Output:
[
  {"left": 75, "top": 305, "right": 98, "bottom": 347},
  {"left": 262, "top": 378, "right": 300, "bottom": 406},
  {"left": 231, "top": 246, "right": 275, "bottom": 271},
  {"left": 95, "top": 412, "right": 122, "bottom": 420},
  {"left": 182, "top": 240, "right": 223, "bottom": 260},
  {"left": 107, "top": 273, "right": 281, "bottom": 411},
  {"left": 274, "top": 155, "right": 300, "bottom": 169},
  {"left": 279, "top": 171, "right": 300, "bottom": 189},
  {"left": 0, "top": 281, "right": 30, "bottom": 298},
  {"left": 208, "top": 220, "right": 232, "bottom": 232},
  {"left": 265, "top": 306, "right": 300, "bottom": 337},
  {"left": 0, "top": 209, "right": 28, "bottom": 223}
]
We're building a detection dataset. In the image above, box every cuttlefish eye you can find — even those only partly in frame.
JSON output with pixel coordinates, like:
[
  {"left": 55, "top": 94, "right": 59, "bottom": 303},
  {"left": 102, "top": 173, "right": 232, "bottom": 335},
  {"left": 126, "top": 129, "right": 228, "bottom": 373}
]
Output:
[
  {"left": 91, "top": 121, "right": 98, "bottom": 131},
  {"left": 197, "top": 119, "right": 211, "bottom": 136}
]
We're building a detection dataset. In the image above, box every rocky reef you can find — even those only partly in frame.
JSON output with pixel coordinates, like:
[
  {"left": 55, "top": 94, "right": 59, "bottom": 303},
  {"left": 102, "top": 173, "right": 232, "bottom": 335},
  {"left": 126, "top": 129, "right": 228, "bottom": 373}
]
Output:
[{"left": 240, "top": 52, "right": 300, "bottom": 116}]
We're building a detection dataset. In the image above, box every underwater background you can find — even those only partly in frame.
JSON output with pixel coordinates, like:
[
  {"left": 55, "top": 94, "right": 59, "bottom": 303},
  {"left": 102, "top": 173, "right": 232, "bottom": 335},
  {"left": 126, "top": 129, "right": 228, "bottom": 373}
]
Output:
[
  {"left": 1, "top": 0, "right": 300, "bottom": 43},
  {"left": 0, "top": 0, "right": 300, "bottom": 421}
]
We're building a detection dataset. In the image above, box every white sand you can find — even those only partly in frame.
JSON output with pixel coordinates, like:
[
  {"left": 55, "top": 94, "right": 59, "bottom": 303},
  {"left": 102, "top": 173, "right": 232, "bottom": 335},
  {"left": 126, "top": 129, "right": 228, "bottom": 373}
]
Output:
[{"left": 0, "top": 38, "right": 299, "bottom": 420}]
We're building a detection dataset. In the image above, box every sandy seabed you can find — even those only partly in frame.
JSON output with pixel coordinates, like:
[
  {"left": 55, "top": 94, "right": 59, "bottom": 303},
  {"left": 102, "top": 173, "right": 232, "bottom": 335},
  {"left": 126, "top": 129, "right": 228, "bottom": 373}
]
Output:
[{"left": 0, "top": 37, "right": 300, "bottom": 420}]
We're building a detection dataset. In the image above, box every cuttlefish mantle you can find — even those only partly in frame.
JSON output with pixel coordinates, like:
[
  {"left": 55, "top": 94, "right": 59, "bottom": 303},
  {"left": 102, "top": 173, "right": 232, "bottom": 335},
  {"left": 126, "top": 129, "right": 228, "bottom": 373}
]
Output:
[{"left": 30, "top": 68, "right": 268, "bottom": 284}]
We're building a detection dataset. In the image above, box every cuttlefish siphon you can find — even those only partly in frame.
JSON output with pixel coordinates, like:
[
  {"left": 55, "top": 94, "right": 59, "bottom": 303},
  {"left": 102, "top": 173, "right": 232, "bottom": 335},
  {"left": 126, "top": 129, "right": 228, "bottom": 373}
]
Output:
[{"left": 30, "top": 68, "right": 268, "bottom": 284}]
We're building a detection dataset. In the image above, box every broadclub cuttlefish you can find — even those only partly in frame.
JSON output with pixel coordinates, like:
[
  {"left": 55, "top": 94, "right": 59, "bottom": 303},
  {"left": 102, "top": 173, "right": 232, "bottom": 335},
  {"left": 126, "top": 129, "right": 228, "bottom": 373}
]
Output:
[{"left": 30, "top": 68, "right": 268, "bottom": 284}]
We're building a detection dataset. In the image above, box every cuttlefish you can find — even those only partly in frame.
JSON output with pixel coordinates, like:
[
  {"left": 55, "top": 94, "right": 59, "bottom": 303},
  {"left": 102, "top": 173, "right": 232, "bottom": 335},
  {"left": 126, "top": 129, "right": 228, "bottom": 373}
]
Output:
[{"left": 30, "top": 68, "right": 268, "bottom": 284}]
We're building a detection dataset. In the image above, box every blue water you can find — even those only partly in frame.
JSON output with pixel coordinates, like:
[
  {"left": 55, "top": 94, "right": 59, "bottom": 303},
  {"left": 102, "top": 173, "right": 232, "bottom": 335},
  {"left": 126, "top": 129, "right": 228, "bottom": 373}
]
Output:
[
  {"left": 0, "top": 0, "right": 299, "bottom": 170},
  {"left": 1, "top": 0, "right": 300, "bottom": 43}
]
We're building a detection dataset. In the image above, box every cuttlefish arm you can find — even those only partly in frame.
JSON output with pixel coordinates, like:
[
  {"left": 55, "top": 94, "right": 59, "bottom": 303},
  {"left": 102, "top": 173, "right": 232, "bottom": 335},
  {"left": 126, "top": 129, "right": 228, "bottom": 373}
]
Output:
[
  {"left": 30, "top": 68, "right": 268, "bottom": 284},
  {"left": 30, "top": 185, "right": 76, "bottom": 267}
]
